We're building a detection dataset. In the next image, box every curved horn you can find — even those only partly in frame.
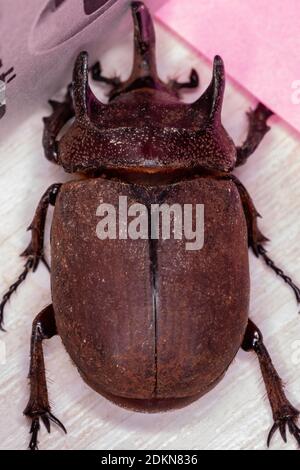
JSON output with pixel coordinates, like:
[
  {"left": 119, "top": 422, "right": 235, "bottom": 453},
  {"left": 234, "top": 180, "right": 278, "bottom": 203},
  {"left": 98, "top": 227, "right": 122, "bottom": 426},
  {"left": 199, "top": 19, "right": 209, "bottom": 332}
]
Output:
[
  {"left": 73, "top": 51, "right": 105, "bottom": 118},
  {"left": 130, "top": 1, "right": 158, "bottom": 79},
  {"left": 73, "top": 51, "right": 89, "bottom": 118},
  {"left": 192, "top": 55, "right": 225, "bottom": 124}
]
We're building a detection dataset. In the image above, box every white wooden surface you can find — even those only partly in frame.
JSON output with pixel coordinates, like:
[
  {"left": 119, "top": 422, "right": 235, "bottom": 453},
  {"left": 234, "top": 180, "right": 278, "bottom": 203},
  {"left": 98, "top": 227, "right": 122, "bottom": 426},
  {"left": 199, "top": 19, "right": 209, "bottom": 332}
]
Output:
[{"left": 0, "top": 24, "right": 300, "bottom": 451}]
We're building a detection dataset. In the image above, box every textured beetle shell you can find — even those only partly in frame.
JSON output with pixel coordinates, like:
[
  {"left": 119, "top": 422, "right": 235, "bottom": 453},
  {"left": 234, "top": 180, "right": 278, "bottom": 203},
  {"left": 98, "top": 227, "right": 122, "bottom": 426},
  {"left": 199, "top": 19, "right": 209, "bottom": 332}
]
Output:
[
  {"left": 58, "top": 90, "right": 236, "bottom": 174},
  {"left": 51, "top": 176, "right": 249, "bottom": 411}
]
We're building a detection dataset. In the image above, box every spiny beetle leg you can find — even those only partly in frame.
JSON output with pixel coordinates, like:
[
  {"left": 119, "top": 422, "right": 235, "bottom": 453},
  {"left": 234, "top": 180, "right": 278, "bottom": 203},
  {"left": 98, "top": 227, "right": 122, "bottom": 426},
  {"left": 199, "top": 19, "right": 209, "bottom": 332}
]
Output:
[
  {"left": 0, "top": 259, "right": 33, "bottom": 332},
  {"left": 91, "top": 61, "right": 121, "bottom": 89},
  {"left": 242, "top": 319, "right": 300, "bottom": 448},
  {"left": 230, "top": 174, "right": 300, "bottom": 306},
  {"left": 24, "top": 305, "right": 66, "bottom": 451},
  {"left": 235, "top": 102, "right": 274, "bottom": 167},
  {"left": 0, "top": 184, "right": 61, "bottom": 331},
  {"left": 43, "top": 85, "right": 74, "bottom": 163},
  {"left": 168, "top": 68, "right": 200, "bottom": 94}
]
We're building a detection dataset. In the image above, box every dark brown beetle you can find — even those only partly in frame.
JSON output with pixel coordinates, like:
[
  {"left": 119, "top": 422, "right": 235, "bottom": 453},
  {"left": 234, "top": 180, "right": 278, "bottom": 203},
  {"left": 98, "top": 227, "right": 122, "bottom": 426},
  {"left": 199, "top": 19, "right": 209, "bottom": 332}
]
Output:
[{"left": 1, "top": 1, "right": 300, "bottom": 450}]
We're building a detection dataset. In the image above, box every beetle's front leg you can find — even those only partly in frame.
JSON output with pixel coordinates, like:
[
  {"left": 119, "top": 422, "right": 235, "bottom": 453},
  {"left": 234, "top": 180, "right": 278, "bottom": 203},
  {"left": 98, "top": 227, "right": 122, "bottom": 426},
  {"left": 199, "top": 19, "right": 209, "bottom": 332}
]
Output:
[
  {"left": 24, "top": 304, "right": 66, "bottom": 450},
  {"left": 0, "top": 184, "right": 62, "bottom": 330},
  {"left": 230, "top": 175, "right": 300, "bottom": 304},
  {"left": 235, "top": 103, "right": 273, "bottom": 167},
  {"left": 242, "top": 318, "right": 300, "bottom": 448},
  {"left": 168, "top": 68, "right": 200, "bottom": 94},
  {"left": 91, "top": 61, "right": 121, "bottom": 88},
  {"left": 43, "top": 85, "right": 74, "bottom": 163}
]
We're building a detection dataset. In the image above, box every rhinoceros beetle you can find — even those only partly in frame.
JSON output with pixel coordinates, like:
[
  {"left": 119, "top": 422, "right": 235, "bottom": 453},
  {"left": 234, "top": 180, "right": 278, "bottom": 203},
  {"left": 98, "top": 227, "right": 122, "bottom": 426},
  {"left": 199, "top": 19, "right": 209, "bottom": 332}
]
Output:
[{"left": 1, "top": 1, "right": 300, "bottom": 450}]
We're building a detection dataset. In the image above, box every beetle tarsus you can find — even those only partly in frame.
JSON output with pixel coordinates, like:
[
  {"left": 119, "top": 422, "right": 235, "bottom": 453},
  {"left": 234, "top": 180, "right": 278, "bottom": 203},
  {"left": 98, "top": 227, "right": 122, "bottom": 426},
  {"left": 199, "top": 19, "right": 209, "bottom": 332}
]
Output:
[
  {"left": 21, "top": 244, "right": 46, "bottom": 273},
  {"left": 236, "top": 102, "right": 274, "bottom": 167},
  {"left": 24, "top": 305, "right": 66, "bottom": 450},
  {"left": 169, "top": 68, "right": 200, "bottom": 94},
  {"left": 0, "top": 258, "right": 34, "bottom": 331},
  {"left": 28, "top": 417, "right": 40, "bottom": 451},
  {"left": 267, "top": 416, "right": 300, "bottom": 448},
  {"left": 257, "top": 244, "right": 300, "bottom": 304},
  {"left": 230, "top": 175, "right": 300, "bottom": 305},
  {"left": 27, "top": 411, "right": 66, "bottom": 451},
  {"left": 243, "top": 319, "right": 300, "bottom": 448}
]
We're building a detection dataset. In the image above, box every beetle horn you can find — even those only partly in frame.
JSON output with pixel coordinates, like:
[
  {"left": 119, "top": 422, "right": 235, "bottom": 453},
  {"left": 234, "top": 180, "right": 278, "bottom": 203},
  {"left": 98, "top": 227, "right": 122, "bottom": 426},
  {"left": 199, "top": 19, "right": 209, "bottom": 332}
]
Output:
[
  {"left": 192, "top": 55, "right": 225, "bottom": 124},
  {"left": 73, "top": 51, "right": 105, "bottom": 118},
  {"left": 130, "top": 1, "right": 158, "bottom": 80}
]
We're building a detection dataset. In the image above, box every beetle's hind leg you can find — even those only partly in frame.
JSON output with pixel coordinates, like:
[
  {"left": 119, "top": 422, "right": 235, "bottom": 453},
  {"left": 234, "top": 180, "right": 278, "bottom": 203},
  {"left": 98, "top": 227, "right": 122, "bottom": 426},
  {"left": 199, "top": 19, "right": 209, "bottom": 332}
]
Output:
[
  {"left": 230, "top": 175, "right": 300, "bottom": 305},
  {"left": 0, "top": 184, "right": 61, "bottom": 330},
  {"left": 43, "top": 85, "right": 74, "bottom": 163},
  {"left": 242, "top": 319, "right": 300, "bottom": 448},
  {"left": 24, "top": 305, "right": 66, "bottom": 450},
  {"left": 235, "top": 103, "right": 274, "bottom": 167}
]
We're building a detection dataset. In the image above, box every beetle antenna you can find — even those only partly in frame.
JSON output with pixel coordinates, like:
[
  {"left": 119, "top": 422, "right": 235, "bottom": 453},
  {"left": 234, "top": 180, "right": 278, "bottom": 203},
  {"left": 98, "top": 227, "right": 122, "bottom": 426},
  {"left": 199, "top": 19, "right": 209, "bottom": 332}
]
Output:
[{"left": 257, "top": 245, "right": 300, "bottom": 304}]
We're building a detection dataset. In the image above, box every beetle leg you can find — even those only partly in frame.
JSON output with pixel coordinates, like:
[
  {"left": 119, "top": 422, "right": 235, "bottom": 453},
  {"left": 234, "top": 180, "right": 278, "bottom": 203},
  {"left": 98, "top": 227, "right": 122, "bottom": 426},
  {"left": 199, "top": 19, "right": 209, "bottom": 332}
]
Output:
[
  {"left": 235, "top": 103, "right": 274, "bottom": 167},
  {"left": 91, "top": 61, "right": 121, "bottom": 89},
  {"left": 231, "top": 175, "right": 300, "bottom": 304},
  {"left": 0, "top": 184, "right": 61, "bottom": 330},
  {"left": 43, "top": 84, "right": 74, "bottom": 163},
  {"left": 21, "top": 184, "right": 62, "bottom": 271},
  {"left": 24, "top": 305, "right": 66, "bottom": 450},
  {"left": 168, "top": 68, "right": 200, "bottom": 95},
  {"left": 242, "top": 319, "right": 300, "bottom": 448}
]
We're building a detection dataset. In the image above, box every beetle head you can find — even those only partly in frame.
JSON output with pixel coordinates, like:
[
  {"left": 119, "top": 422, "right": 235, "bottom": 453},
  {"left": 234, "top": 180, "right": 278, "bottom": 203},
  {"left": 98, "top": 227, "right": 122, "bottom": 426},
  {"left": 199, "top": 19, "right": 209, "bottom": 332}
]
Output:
[{"left": 58, "top": 2, "right": 236, "bottom": 176}]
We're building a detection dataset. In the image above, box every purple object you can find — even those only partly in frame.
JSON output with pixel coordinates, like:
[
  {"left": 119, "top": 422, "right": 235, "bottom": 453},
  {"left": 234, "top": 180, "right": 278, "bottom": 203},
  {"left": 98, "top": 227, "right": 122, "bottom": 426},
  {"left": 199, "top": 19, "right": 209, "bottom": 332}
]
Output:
[{"left": 0, "top": 0, "right": 166, "bottom": 136}]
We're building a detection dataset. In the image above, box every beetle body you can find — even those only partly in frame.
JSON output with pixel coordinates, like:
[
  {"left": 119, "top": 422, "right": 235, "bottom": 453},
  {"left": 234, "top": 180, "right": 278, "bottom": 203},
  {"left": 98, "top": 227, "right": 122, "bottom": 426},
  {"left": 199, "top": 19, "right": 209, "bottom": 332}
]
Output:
[
  {"left": 2, "top": 1, "right": 300, "bottom": 450},
  {"left": 51, "top": 176, "right": 249, "bottom": 412},
  {"left": 44, "top": 2, "right": 250, "bottom": 412}
]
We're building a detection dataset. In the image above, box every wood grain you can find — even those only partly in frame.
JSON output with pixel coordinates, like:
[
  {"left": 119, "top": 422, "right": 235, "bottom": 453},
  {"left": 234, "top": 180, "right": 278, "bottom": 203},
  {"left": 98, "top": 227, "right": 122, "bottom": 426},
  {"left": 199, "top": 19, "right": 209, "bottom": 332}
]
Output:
[{"left": 0, "top": 24, "right": 299, "bottom": 450}]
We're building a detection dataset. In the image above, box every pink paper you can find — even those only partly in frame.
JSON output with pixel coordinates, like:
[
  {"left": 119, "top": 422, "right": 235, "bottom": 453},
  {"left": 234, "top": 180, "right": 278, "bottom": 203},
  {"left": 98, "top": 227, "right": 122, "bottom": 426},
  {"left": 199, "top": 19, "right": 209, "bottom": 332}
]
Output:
[{"left": 156, "top": 0, "right": 300, "bottom": 133}]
